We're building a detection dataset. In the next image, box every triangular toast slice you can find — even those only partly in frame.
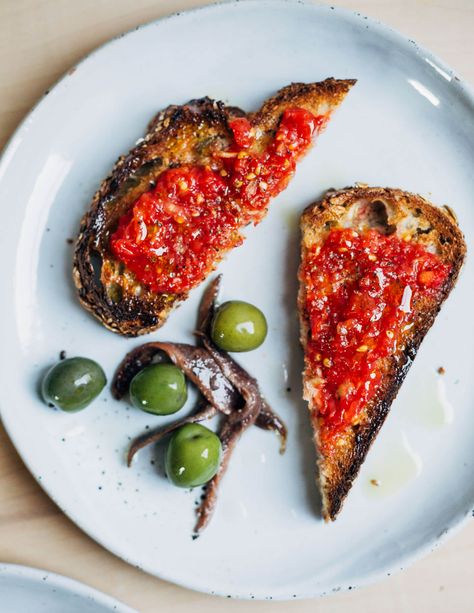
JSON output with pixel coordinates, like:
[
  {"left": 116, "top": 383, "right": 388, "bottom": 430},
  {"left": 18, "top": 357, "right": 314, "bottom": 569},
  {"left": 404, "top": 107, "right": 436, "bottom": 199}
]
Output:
[
  {"left": 74, "top": 79, "right": 355, "bottom": 336},
  {"left": 298, "top": 186, "right": 466, "bottom": 520}
]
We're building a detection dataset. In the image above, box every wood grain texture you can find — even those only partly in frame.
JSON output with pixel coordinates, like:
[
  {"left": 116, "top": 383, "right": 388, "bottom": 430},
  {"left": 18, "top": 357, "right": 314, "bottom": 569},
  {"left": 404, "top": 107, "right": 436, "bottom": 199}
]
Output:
[{"left": 1, "top": 1, "right": 474, "bottom": 611}]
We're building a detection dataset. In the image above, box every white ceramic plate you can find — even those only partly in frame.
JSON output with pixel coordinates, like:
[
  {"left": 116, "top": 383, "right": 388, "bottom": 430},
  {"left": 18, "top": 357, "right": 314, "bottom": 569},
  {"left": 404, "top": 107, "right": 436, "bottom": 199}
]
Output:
[
  {"left": 1, "top": 0, "right": 473, "bottom": 600},
  {"left": 0, "top": 563, "right": 135, "bottom": 612}
]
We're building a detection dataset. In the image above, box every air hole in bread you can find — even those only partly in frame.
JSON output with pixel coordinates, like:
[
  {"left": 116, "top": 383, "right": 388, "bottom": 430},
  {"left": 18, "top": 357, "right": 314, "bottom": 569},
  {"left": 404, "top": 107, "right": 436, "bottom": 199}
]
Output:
[
  {"left": 90, "top": 251, "right": 103, "bottom": 287},
  {"left": 366, "top": 199, "right": 396, "bottom": 235}
]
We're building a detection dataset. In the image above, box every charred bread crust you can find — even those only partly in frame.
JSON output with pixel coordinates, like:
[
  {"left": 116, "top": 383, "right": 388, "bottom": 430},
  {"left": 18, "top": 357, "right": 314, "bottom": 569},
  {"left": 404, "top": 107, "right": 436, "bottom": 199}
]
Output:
[
  {"left": 73, "top": 98, "right": 242, "bottom": 336},
  {"left": 298, "top": 186, "right": 466, "bottom": 521},
  {"left": 73, "top": 79, "right": 356, "bottom": 336},
  {"left": 252, "top": 79, "right": 356, "bottom": 134}
]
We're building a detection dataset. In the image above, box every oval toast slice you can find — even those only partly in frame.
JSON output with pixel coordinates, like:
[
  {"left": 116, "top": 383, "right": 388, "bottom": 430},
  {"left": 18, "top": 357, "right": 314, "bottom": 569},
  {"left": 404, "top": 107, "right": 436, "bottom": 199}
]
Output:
[{"left": 73, "top": 79, "right": 355, "bottom": 336}]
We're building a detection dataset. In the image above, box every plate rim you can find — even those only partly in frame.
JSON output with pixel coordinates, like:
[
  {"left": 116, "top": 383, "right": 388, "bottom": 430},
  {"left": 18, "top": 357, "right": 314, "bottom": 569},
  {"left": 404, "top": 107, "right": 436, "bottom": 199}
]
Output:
[
  {"left": 1, "top": 0, "right": 473, "bottom": 600},
  {"left": 0, "top": 562, "right": 136, "bottom": 612}
]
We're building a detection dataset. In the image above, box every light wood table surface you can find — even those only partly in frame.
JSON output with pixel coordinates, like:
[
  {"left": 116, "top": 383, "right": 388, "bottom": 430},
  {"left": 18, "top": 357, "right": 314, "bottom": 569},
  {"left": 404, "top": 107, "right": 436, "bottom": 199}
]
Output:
[{"left": 1, "top": 1, "right": 473, "bottom": 611}]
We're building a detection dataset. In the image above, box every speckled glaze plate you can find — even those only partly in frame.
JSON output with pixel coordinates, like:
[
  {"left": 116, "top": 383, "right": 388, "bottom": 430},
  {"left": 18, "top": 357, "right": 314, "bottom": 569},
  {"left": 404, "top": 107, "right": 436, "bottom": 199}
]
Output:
[
  {"left": 1, "top": 0, "right": 474, "bottom": 600},
  {"left": 0, "top": 564, "right": 135, "bottom": 612}
]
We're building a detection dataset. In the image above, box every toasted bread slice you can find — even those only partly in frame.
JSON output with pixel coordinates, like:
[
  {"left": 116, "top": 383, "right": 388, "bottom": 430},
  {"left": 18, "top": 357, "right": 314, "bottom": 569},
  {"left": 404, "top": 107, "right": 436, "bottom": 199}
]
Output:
[
  {"left": 298, "top": 186, "right": 466, "bottom": 521},
  {"left": 73, "top": 79, "right": 355, "bottom": 336}
]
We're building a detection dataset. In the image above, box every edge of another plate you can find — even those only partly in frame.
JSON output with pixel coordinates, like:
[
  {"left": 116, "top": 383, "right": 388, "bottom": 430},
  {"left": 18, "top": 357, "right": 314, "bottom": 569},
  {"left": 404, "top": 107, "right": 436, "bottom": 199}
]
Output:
[{"left": 0, "top": 563, "right": 136, "bottom": 612}]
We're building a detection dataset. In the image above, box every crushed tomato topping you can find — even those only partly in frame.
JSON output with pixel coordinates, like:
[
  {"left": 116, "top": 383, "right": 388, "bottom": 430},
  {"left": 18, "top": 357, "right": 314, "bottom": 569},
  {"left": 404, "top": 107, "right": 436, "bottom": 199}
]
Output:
[
  {"left": 110, "top": 108, "right": 325, "bottom": 294},
  {"left": 302, "top": 228, "right": 451, "bottom": 451}
]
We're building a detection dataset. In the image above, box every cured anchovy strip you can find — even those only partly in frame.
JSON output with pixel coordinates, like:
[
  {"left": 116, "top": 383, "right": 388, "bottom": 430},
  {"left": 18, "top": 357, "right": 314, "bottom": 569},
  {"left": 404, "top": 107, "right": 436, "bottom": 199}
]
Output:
[
  {"left": 113, "top": 342, "right": 238, "bottom": 414},
  {"left": 127, "top": 402, "right": 217, "bottom": 466},
  {"left": 253, "top": 401, "right": 287, "bottom": 454},
  {"left": 117, "top": 276, "right": 288, "bottom": 532},
  {"left": 194, "top": 279, "right": 286, "bottom": 532},
  {"left": 194, "top": 338, "right": 262, "bottom": 533},
  {"left": 114, "top": 339, "right": 286, "bottom": 446},
  {"left": 197, "top": 276, "right": 287, "bottom": 451}
]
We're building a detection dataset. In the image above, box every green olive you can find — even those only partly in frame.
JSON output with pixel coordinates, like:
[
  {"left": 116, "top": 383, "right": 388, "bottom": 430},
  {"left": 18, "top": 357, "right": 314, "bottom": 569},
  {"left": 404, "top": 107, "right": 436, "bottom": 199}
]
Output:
[
  {"left": 130, "top": 363, "right": 187, "bottom": 415},
  {"left": 165, "top": 423, "right": 222, "bottom": 488},
  {"left": 211, "top": 300, "right": 267, "bottom": 352},
  {"left": 42, "top": 357, "right": 106, "bottom": 412}
]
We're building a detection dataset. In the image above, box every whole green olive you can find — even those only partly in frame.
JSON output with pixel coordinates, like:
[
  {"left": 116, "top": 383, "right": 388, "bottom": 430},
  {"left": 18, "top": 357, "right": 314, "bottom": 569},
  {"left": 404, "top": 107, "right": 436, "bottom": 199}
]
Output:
[
  {"left": 129, "top": 363, "right": 187, "bottom": 415},
  {"left": 211, "top": 300, "right": 267, "bottom": 352},
  {"left": 165, "top": 423, "right": 222, "bottom": 488},
  {"left": 42, "top": 357, "right": 106, "bottom": 412}
]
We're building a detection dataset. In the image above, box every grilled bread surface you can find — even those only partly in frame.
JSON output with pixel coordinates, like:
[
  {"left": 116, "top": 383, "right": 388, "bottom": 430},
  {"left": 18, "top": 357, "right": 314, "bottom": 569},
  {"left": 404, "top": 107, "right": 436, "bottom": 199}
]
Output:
[
  {"left": 73, "top": 79, "right": 355, "bottom": 336},
  {"left": 298, "top": 186, "right": 466, "bottom": 521}
]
